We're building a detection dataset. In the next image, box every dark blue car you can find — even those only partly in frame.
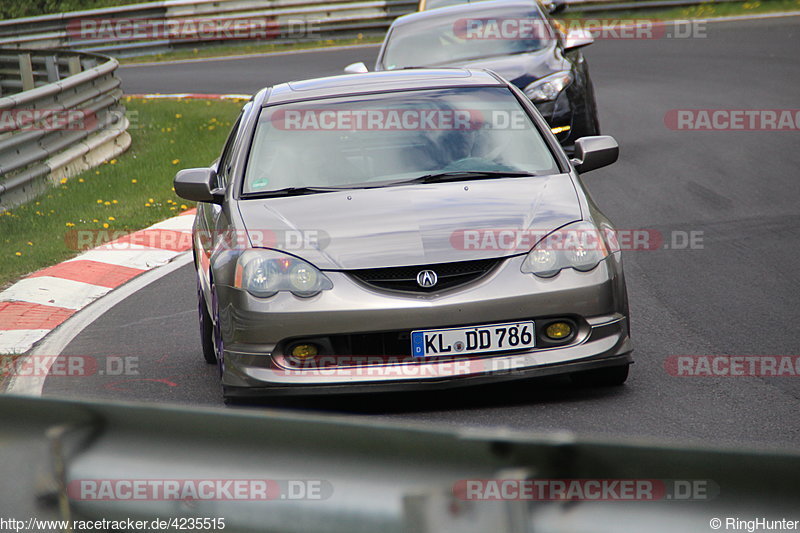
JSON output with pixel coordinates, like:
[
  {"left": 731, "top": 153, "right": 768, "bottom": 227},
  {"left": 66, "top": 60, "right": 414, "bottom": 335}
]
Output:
[{"left": 347, "top": 0, "right": 599, "bottom": 150}]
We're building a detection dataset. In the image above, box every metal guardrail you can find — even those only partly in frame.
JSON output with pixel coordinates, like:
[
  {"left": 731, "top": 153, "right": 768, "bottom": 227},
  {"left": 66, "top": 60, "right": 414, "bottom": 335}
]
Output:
[
  {"left": 0, "top": 0, "right": 418, "bottom": 58},
  {"left": 1, "top": 393, "right": 799, "bottom": 530},
  {"left": 0, "top": 49, "right": 130, "bottom": 209},
  {"left": 0, "top": 0, "right": 747, "bottom": 58}
]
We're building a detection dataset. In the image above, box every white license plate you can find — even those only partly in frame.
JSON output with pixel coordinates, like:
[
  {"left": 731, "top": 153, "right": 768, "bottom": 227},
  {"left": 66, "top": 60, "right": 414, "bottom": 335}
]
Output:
[{"left": 411, "top": 321, "right": 535, "bottom": 358}]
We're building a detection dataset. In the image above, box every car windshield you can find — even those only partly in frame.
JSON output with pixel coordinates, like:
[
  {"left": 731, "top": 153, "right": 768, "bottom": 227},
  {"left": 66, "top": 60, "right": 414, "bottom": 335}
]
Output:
[
  {"left": 381, "top": 5, "right": 553, "bottom": 69},
  {"left": 243, "top": 87, "right": 558, "bottom": 195}
]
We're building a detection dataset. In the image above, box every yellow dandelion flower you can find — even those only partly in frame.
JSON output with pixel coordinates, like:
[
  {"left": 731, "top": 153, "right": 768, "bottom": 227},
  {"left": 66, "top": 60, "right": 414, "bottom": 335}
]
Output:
[
  {"left": 93, "top": 219, "right": 99, "bottom": 223},
  {"left": 131, "top": 179, "right": 137, "bottom": 184},
  {"left": 65, "top": 222, "right": 75, "bottom": 227},
  {"left": 78, "top": 178, "right": 85, "bottom": 183},
  {"left": 112, "top": 200, "right": 118, "bottom": 204},
  {"left": 103, "top": 223, "right": 109, "bottom": 228},
  {"left": 175, "top": 113, "right": 182, "bottom": 119},
  {"left": 60, "top": 177, "right": 68, "bottom": 184},
  {"left": 96, "top": 199, "right": 103, "bottom": 204},
  {"left": 104, "top": 201, "right": 111, "bottom": 206},
  {"left": 180, "top": 204, "right": 188, "bottom": 210},
  {"left": 108, "top": 216, "right": 115, "bottom": 221},
  {"left": 145, "top": 203, "right": 151, "bottom": 207},
  {"left": 110, "top": 159, "right": 117, "bottom": 165},
  {"left": 171, "top": 159, "right": 180, "bottom": 165},
  {"left": 27, "top": 241, "right": 33, "bottom": 246},
  {"left": 95, "top": 170, "right": 101, "bottom": 175},
  {"left": 15, "top": 252, "right": 22, "bottom": 256},
  {"left": 148, "top": 198, "right": 154, "bottom": 203}
]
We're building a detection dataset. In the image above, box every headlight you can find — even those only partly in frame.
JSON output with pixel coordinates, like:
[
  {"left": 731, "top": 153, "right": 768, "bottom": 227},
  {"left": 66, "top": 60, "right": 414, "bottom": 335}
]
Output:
[
  {"left": 523, "top": 71, "right": 573, "bottom": 103},
  {"left": 234, "top": 249, "right": 333, "bottom": 298},
  {"left": 521, "top": 221, "right": 614, "bottom": 278}
]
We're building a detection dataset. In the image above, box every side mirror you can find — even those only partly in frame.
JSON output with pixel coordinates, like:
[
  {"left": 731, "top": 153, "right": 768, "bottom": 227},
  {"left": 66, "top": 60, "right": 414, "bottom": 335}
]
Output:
[
  {"left": 570, "top": 136, "right": 619, "bottom": 174},
  {"left": 174, "top": 168, "right": 224, "bottom": 204},
  {"left": 343, "top": 62, "right": 369, "bottom": 74},
  {"left": 544, "top": 0, "right": 567, "bottom": 14},
  {"left": 564, "top": 28, "right": 594, "bottom": 51}
]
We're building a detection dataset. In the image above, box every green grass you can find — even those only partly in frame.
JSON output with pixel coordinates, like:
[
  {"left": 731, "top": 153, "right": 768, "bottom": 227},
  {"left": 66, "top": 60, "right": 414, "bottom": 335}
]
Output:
[
  {"left": 560, "top": 0, "right": 800, "bottom": 20},
  {"left": 0, "top": 97, "right": 244, "bottom": 290},
  {"left": 120, "top": 35, "right": 383, "bottom": 65},
  {"left": 0, "top": 0, "right": 157, "bottom": 20}
]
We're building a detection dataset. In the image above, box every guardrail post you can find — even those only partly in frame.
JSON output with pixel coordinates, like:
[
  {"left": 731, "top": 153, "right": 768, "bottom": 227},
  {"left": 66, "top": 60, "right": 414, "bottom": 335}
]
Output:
[
  {"left": 67, "top": 56, "right": 82, "bottom": 77},
  {"left": 45, "top": 55, "right": 60, "bottom": 83},
  {"left": 18, "top": 53, "right": 35, "bottom": 92}
]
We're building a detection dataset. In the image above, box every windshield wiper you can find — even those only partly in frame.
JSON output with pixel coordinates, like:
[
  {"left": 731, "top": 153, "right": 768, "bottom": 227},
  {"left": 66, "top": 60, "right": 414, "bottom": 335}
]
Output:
[
  {"left": 401, "top": 170, "right": 537, "bottom": 184},
  {"left": 243, "top": 186, "right": 347, "bottom": 198}
]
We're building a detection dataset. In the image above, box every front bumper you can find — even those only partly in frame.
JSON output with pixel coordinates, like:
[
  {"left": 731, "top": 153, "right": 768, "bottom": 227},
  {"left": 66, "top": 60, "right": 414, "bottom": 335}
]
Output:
[{"left": 216, "top": 253, "right": 631, "bottom": 396}]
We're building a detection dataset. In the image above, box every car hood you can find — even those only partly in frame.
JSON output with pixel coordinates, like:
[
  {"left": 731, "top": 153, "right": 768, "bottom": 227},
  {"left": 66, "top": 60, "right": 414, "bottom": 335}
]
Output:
[
  {"left": 433, "top": 46, "right": 567, "bottom": 91},
  {"left": 236, "top": 174, "right": 581, "bottom": 270}
]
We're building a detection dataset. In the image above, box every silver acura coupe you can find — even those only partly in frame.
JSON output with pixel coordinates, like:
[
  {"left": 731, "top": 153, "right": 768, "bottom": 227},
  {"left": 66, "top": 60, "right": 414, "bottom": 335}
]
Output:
[{"left": 175, "top": 68, "right": 632, "bottom": 399}]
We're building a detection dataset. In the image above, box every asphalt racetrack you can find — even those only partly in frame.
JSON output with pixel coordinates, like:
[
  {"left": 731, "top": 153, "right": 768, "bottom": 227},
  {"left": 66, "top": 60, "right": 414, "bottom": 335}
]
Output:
[{"left": 41, "top": 16, "right": 800, "bottom": 449}]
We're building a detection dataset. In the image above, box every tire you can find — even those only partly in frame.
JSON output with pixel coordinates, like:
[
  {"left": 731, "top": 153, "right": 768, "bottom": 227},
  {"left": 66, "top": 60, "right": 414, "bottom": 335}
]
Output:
[
  {"left": 211, "top": 284, "right": 226, "bottom": 378},
  {"left": 571, "top": 364, "right": 629, "bottom": 387},
  {"left": 581, "top": 88, "right": 601, "bottom": 137},
  {"left": 197, "top": 276, "right": 217, "bottom": 364}
]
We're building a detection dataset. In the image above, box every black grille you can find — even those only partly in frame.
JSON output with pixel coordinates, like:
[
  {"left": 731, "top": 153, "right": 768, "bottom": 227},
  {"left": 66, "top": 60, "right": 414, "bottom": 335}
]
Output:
[
  {"left": 348, "top": 258, "right": 502, "bottom": 293},
  {"left": 330, "top": 331, "right": 410, "bottom": 359}
]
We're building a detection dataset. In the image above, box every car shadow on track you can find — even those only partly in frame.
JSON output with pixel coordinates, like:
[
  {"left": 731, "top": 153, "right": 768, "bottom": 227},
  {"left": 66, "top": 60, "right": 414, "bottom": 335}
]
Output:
[{"left": 230, "top": 375, "right": 630, "bottom": 416}]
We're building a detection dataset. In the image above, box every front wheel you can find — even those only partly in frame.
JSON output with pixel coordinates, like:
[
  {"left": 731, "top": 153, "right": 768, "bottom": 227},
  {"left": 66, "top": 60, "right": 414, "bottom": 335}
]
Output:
[
  {"left": 197, "top": 276, "right": 217, "bottom": 364},
  {"left": 571, "top": 364, "right": 629, "bottom": 387}
]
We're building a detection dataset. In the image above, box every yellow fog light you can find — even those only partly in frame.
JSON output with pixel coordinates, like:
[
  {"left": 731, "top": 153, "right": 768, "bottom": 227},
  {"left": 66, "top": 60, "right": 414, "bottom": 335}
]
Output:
[
  {"left": 291, "top": 344, "right": 318, "bottom": 360},
  {"left": 545, "top": 322, "right": 572, "bottom": 340}
]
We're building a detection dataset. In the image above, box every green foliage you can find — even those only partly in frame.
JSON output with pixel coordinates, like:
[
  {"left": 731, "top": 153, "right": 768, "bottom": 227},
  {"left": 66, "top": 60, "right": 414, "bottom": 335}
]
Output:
[{"left": 0, "top": 0, "right": 158, "bottom": 20}]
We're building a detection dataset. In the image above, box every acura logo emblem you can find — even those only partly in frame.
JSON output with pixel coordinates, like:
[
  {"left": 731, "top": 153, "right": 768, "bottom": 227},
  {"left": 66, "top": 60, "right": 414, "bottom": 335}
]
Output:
[{"left": 416, "top": 270, "right": 438, "bottom": 288}]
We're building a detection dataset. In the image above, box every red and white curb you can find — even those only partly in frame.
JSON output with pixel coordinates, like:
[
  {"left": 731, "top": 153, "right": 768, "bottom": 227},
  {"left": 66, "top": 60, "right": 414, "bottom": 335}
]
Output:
[{"left": 0, "top": 209, "right": 196, "bottom": 356}]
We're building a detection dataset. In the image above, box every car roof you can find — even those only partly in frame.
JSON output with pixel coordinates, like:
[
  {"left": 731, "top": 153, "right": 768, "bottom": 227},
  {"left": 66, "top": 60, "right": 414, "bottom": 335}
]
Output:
[
  {"left": 263, "top": 68, "right": 505, "bottom": 105},
  {"left": 395, "top": 0, "right": 538, "bottom": 27}
]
